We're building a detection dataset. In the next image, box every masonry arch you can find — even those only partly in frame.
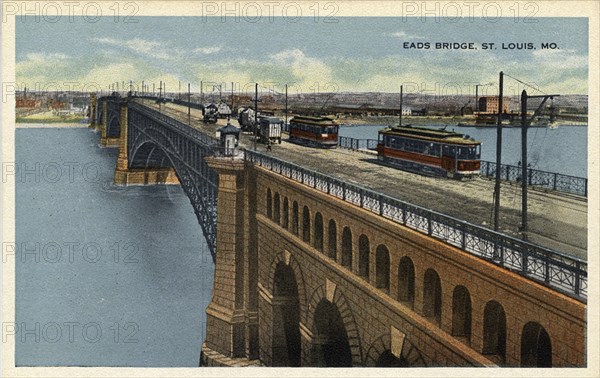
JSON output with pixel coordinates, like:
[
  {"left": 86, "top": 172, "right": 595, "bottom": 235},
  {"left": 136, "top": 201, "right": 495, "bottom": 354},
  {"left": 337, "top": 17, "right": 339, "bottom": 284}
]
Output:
[
  {"left": 364, "top": 333, "right": 426, "bottom": 367},
  {"left": 423, "top": 269, "right": 442, "bottom": 326},
  {"left": 520, "top": 322, "right": 552, "bottom": 367},
  {"left": 341, "top": 227, "right": 353, "bottom": 269},
  {"left": 482, "top": 300, "right": 507, "bottom": 363},
  {"left": 282, "top": 197, "right": 289, "bottom": 229},
  {"left": 375, "top": 245, "right": 390, "bottom": 292},
  {"left": 397, "top": 256, "right": 415, "bottom": 309},
  {"left": 328, "top": 219, "right": 337, "bottom": 260},
  {"left": 451, "top": 285, "right": 472, "bottom": 344},
  {"left": 273, "top": 192, "right": 281, "bottom": 224},
  {"left": 314, "top": 212, "right": 324, "bottom": 252},
  {"left": 271, "top": 262, "right": 301, "bottom": 366},
  {"left": 307, "top": 285, "right": 362, "bottom": 366},
  {"left": 266, "top": 188, "right": 272, "bottom": 218},
  {"left": 358, "top": 234, "right": 370, "bottom": 280}
]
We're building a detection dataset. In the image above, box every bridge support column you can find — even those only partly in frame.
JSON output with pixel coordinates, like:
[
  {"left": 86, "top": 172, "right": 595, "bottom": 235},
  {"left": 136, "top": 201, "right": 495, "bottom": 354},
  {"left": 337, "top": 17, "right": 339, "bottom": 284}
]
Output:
[
  {"left": 114, "top": 102, "right": 179, "bottom": 186},
  {"left": 88, "top": 94, "right": 97, "bottom": 129},
  {"left": 201, "top": 157, "right": 257, "bottom": 367},
  {"left": 97, "top": 100, "right": 107, "bottom": 134}
]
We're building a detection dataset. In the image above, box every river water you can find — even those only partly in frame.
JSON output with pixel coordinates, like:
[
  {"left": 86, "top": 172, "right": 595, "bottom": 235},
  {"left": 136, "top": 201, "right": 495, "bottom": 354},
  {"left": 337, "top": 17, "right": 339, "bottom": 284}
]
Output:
[
  {"left": 339, "top": 124, "right": 588, "bottom": 178},
  {"left": 15, "top": 127, "right": 213, "bottom": 367}
]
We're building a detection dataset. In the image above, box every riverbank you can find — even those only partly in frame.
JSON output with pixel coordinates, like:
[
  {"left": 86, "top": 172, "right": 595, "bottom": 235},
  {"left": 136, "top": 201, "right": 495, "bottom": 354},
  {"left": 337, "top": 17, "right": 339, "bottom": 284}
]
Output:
[
  {"left": 16, "top": 110, "right": 86, "bottom": 124},
  {"left": 336, "top": 115, "right": 587, "bottom": 127}
]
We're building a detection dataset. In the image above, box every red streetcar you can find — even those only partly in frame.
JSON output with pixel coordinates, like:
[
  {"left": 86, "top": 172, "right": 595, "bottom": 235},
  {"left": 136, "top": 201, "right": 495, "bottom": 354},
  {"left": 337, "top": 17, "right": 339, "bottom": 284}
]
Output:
[
  {"left": 288, "top": 115, "right": 339, "bottom": 148},
  {"left": 377, "top": 125, "right": 481, "bottom": 178}
]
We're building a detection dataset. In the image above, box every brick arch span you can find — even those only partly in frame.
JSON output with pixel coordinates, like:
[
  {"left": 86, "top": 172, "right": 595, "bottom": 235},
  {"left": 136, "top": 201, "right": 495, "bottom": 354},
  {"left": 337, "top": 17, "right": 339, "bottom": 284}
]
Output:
[
  {"left": 267, "top": 251, "right": 308, "bottom": 322},
  {"left": 306, "top": 284, "right": 363, "bottom": 366},
  {"left": 364, "top": 332, "right": 427, "bottom": 367}
]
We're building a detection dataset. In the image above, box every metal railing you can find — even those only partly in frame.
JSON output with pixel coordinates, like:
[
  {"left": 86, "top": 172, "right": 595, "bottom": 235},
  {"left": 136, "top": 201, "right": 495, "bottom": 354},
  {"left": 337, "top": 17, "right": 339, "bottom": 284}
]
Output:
[
  {"left": 480, "top": 161, "right": 587, "bottom": 197},
  {"left": 129, "top": 102, "right": 219, "bottom": 147},
  {"left": 245, "top": 149, "right": 587, "bottom": 301},
  {"left": 337, "top": 136, "right": 587, "bottom": 197}
]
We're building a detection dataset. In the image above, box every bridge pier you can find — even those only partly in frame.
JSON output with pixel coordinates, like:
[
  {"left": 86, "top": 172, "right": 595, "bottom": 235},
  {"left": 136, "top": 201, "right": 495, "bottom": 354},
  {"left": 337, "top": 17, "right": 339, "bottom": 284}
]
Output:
[
  {"left": 88, "top": 93, "right": 97, "bottom": 129},
  {"left": 200, "top": 157, "right": 259, "bottom": 367},
  {"left": 113, "top": 101, "right": 179, "bottom": 186}
]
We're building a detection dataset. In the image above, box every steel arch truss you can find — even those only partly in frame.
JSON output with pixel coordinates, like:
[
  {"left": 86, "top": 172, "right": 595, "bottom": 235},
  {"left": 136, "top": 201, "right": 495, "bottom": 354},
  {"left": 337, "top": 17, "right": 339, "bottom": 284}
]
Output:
[
  {"left": 106, "top": 96, "right": 121, "bottom": 138},
  {"left": 127, "top": 102, "right": 220, "bottom": 261}
]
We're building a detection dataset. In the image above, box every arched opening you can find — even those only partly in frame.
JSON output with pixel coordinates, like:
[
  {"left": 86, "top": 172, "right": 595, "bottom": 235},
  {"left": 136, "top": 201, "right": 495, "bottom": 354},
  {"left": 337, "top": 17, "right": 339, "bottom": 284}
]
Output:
[
  {"left": 273, "top": 193, "right": 281, "bottom": 224},
  {"left": 272, "top": 262, "right": 301, "bottom": 367},
  {"left": 328, "top": 219, "right": 337, "bottom": 260},
  {"left": 521, "top": 322, "right": 552, "bottom": 367},
  {"left": 483, "top": 300, "right": 507, "bottom": 364},
  {"left": 358, "top": 234, "right": 370, "bottom": 280},
  {"left": 423, "top": 269, "right": 442, "bottom": 326},
  {"left": 375, "top": 245, "right": 390, "bottom": 292},
  {"left": 451, "top": 286, "right": 472, "bottom": 344},
  {"left": 282, "top": 197, "right": 289, "bottom": 229},
  {"left": 292, "top": 201, "right": 299, "bottom": 235},
  {"left": 341, "top": 227, "right": 352, "bottom": 269},
  {"left": 302, "top": 206, "right": 311, "bottom": 243},
  {"left": 397, "top": 256, "right": 415, "bottom": 309},
  {"left": 376, "top": 349, "right": 408, "bottom": 367},
  {"left": 312, "top": 299, "right": 352, "bottom": 367},
  {"left": 266, "top": 188, "right": 272, "bottom": 219},
  {"left": 314, "top": 212, "right": 324, "bottom": 252}
]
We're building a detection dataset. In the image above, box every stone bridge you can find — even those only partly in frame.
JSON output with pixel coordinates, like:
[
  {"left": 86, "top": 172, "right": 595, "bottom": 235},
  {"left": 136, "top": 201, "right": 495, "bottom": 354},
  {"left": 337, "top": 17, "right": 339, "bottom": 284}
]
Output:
[{"left": 88, "top": 94, "right": 586, "bottom": 368}]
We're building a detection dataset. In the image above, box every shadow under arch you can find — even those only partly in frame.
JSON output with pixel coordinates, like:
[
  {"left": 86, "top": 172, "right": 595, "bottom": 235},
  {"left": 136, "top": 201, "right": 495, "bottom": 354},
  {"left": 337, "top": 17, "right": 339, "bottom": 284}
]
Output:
[
  {"left": 364, "top": 332, "right": 427, "bottom": 367},
  {"left": 306, "top": 284, "right": 362, "bottom": 366},
  {"left": 268, "top": 252, "right": 309, "bottom": 367}
]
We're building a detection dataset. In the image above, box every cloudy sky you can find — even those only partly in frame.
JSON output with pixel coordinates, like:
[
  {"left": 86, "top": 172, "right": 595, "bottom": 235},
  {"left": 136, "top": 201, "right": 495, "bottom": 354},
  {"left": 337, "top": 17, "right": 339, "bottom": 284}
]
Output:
[{"left": 16, "top": 17, "right": 588, "bottom": 96}]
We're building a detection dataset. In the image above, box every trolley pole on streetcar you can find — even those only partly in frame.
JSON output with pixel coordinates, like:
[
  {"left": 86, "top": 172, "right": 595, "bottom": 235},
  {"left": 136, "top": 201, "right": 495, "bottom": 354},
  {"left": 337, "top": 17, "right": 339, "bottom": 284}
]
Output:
[{"left": 493, "top": 71, "right": 503, "bottom": 232}]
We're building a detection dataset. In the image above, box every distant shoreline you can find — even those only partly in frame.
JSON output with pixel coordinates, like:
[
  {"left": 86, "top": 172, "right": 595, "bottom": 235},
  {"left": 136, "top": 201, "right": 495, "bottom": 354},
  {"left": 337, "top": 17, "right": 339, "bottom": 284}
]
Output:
[
  {"left": 16, "top": 122, "right": 90, "bottom": 129},
  {"left": 336, "top": 116, "right": 587, "bottom": 127}
]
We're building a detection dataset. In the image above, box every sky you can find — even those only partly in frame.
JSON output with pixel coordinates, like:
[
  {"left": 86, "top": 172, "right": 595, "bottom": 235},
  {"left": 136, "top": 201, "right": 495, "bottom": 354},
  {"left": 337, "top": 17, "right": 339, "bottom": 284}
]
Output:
[{"left": 15, "top": 17, "right": 588, "bottom": 96}]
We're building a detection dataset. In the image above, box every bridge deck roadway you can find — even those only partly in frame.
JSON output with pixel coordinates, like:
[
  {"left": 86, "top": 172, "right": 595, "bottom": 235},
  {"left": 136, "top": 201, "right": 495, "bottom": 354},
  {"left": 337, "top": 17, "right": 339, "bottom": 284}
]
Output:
[{"left": 134, "top": 99, "right": 587, "bottom": 260}]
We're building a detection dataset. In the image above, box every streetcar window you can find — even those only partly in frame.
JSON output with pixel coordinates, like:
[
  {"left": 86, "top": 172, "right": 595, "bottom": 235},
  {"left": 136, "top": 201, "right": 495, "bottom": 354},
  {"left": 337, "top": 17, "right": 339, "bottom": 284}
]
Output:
[{"left": 456, "top": 146, "right": 478, "bottom": 159}]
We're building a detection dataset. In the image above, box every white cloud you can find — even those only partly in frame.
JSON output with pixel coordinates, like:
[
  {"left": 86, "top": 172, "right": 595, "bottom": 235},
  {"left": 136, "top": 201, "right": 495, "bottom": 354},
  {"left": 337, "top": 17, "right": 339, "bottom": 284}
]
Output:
[
  {"left": 92, "top": 37, "right": 171, "bottom": 60},
  {"left": 194, "top": 47, "right": 222, "bottom": 55},
  {"left": 390, "top": 31, "right": 424, "bottom": 40}
]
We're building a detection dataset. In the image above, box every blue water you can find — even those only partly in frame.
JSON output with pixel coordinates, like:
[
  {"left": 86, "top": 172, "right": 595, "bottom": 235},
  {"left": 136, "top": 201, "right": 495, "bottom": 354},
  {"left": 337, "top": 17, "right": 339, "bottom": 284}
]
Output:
[
  {"left": 15, "top": 127, "right": 213, "bottom": 367},
  {"left": 340, "top": 124, "right": 588, "bottom": 178}
]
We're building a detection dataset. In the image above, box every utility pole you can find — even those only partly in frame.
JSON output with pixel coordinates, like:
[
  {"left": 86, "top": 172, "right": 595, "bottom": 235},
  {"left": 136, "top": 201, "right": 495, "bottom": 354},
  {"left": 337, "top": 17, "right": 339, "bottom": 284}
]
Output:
[
  {"left": 200, "top": 81, "right": 203, "bottom": 104},
  {"left": 285, "top": 83, "right": 288, "bottom": 126},
  {"left": 518, "top": 90, "right": 559, "bottom": 240},
  {"left": 179, "top": 80, "right": 181, "bottom": 100},
  {"left": 520, "top": 90, "right": 528, "bottom": 239},
  {"left": 188, "top": 82, "right": 191, "bottom": 125},
  {"left": 398, "top": 85, "right": 403, "bottom": 127},
  {"left": 493, "top": 71, "right": 504, "bottom": 232},
  {"left": 231, "top": 82, "right": 234, "bottom": 111},
  {"left": 254, "top": 83, "right": 258, "bottom": 151},
  {"left": 159, "top": 80, "right": 162, "bottom": 112}
]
